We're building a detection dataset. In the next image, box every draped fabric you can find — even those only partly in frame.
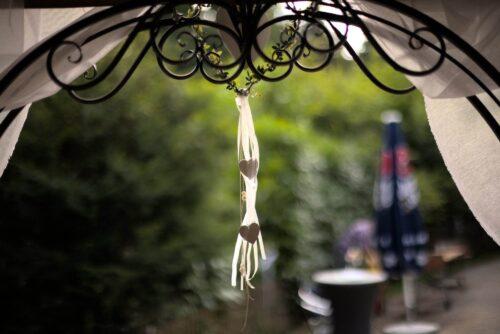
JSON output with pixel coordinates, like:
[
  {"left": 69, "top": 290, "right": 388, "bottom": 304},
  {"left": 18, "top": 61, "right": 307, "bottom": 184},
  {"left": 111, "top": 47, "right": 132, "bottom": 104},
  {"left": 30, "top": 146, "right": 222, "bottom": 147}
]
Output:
[
  {"left": 0, "top": 2, "right": 147, "bottom": 177},
  {"left": 374, "top": 116, "right": 428, "bottom": 276},
  {"left": 0, "top": 104, "right": 29, "bottom": 175},
  {"left": 0, "top": 2, "right": 93, "bottom": 74},
  {"left": 351, "top": 0, "right": 499, "bottom": 98},
  {"left": 0, "top": 2, "right": 94, "bottom": 177},
  {"left": 425, "top": 91, "right": 500, "bottom": 243},
  {"left": 352, "top": 0, "right": 500, "bottom": 243},
  {"left": 0, "top": 6, "right": 148, "bottom": 111}
]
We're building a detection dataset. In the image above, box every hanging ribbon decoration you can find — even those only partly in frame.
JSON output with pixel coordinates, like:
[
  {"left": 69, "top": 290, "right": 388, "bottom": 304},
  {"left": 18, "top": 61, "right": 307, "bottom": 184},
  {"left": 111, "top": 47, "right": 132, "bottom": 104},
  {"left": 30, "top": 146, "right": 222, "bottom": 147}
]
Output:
[{"left": 231, "top": 92, "right": 266, "bottom": 290}]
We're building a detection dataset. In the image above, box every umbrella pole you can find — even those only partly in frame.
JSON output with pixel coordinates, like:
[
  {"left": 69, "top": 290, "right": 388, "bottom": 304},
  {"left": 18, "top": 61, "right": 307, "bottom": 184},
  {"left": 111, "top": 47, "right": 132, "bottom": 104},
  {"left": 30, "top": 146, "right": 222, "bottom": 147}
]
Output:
[{"left": 402, "top": 273, "right": 417, "bottom": 322}]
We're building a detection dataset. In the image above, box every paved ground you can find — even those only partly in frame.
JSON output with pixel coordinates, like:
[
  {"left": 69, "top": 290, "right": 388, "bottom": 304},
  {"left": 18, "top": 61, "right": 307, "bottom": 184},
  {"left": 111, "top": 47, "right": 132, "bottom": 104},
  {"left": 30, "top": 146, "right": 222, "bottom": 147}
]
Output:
[
  {"left": 162, "top": 257, "right": 500, "bottom": 333},
  {"left": 373, "top": 257, "right": 500, "bottom": 334}
]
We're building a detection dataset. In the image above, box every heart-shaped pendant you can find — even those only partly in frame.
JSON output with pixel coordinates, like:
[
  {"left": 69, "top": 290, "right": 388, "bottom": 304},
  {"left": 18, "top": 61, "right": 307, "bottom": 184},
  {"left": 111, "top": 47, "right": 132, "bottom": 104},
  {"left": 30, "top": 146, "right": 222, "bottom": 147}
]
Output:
[
  {"left": 239, "top": 159, "right": 259, "bottom": 179},
  {"left": 239, "top": 222, "right": 260, "bottom": 244}
]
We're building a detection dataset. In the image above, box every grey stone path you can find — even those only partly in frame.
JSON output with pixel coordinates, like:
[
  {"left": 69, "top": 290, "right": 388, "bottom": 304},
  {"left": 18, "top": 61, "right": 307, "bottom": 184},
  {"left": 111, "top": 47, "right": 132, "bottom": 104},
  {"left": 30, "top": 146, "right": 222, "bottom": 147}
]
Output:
[{"left": 373, "top": 257, "right": 500, "bottom": 334}]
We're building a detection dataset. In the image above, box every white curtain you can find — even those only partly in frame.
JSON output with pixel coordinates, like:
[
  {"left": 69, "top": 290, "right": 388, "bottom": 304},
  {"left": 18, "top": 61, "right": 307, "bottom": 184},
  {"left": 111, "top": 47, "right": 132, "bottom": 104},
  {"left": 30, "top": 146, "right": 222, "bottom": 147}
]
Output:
[
  {"left": 0, "top": 2, "right": 148, "bottom": 177},
  {"left": 0, "top": 104, "right": 30, "bottom": 174},
  {"left": 0, "top": 2, "right": 93, "bottom": 177},
  {"left": 352, "top": 0, "right": 499, "bottom": 98},
  {"left": 425, "top": 91, "right": 499, "bottom": 242},
  {"left": 352, "top": 0, "right": 500, "bottom": 243}
]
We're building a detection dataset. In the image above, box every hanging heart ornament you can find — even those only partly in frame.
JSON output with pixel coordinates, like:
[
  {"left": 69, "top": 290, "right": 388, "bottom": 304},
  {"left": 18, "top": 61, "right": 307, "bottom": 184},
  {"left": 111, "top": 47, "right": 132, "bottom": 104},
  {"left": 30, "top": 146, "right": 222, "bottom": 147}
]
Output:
[
  {"left": 239, "top": 158, "right": 259, "bottom": 179},
  {"left": 239, "top": 223, "right": 260, "bottom": 244},
  {"left": 231, "top": 93, "right": 266, "bottom": 290}
]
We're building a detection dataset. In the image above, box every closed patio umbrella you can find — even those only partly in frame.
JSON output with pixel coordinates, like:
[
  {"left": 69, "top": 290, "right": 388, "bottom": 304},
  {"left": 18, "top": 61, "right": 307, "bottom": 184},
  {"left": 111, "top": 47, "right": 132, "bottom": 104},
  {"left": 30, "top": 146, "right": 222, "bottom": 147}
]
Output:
[
  {"left": 374, "top": 111, "right": 428, "bottom": 277},
  {"left": 374, "top": 111, "right": 431, "bottom": 327}
]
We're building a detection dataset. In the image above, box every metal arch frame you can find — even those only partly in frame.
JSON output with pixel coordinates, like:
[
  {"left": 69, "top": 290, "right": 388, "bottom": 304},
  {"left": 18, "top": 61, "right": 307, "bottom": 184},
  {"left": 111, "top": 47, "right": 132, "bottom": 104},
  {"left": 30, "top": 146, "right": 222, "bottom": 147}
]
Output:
[{"left": 0, "top": 0, "right": 499, "bottom": 141}]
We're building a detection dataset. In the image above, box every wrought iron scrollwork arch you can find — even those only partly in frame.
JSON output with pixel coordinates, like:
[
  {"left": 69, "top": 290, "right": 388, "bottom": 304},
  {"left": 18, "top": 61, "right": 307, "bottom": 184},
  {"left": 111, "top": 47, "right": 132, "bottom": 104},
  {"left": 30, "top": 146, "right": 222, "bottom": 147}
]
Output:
[{"left": 0, "top": 0, "right": 498, "bottom": 139}]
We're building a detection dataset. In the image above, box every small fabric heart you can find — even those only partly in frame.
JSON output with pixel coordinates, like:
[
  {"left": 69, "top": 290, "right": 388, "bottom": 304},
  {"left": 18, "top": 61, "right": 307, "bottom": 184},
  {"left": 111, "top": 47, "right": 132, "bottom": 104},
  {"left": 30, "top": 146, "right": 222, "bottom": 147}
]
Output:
[
  {"left": 239, "top": 159, "right": 259, "bottom": 179},
  {"left": 239, "top": 222, "right": 260, "bottom": 244}
]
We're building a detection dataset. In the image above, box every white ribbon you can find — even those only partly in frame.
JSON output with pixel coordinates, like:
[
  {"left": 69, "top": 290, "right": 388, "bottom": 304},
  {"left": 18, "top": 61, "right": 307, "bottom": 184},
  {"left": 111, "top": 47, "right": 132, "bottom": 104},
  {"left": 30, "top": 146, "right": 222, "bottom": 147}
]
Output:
[{"left": 231, "top": 94, "right": 266, "bottom": 289}]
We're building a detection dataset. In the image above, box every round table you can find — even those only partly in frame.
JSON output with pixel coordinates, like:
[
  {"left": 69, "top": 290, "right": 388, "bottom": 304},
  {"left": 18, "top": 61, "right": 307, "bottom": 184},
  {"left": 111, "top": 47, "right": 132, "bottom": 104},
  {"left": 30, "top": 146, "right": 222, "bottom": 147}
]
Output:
[{"left": 312, "top": 268, "right": 387, "bottom": 334}]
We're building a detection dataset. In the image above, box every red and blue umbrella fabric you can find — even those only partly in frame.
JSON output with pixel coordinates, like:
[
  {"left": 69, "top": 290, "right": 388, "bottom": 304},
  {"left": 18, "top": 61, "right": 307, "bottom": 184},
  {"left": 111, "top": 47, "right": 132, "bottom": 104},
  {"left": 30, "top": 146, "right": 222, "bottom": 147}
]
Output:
[{"left": 374, "top": 116, "right": 428, "bottom": 276}]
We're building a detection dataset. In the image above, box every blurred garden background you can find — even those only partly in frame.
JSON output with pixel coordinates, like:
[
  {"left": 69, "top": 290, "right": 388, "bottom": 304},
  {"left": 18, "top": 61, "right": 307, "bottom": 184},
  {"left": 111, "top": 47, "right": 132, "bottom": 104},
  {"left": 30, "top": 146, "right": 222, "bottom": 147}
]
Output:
[{"left": 0, "top": 44, "right": 498, "bottom": 333}]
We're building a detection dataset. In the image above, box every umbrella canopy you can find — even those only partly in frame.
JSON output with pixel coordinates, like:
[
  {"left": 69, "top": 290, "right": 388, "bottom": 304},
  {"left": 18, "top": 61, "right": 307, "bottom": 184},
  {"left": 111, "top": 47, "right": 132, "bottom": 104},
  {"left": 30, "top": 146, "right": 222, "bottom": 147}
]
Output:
[{"left": 374, "top": 112, "right": 428, "bottom": 276}]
